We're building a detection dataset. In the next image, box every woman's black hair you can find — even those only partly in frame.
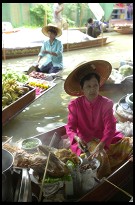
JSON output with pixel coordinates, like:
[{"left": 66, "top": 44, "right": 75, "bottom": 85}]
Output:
[
  {"left": 80, "top": 72, "right": 100, "bottom": 88},
  {"left": 87, "top": 18, "right": 93, "bottom": 24},
  {"left": 48, "top": 28, "right": 57, "bottom": 36}
]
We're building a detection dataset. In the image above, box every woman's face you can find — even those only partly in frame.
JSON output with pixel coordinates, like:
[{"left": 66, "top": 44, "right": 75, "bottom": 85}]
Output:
[
  {"left": 48, "top": 31, "right": 56, "bottom": 40},
  {"left": 81, "top": 77, "right": 99, "bottom": 101}
]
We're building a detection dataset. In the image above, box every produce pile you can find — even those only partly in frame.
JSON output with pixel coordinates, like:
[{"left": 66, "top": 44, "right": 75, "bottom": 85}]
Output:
[
  {"left": 28, "top": 80, "right": 50, "bottom": 96},
  {"left": 2, "top": 79, "right": 30, "bottom": 109},
  {"left": 28, "top": 81, "right": 49, "bottom": 90},
  {"left": 2, "top": 68, "right": 31, "bottom": 109},
  {"left": 2, "top": 69, "right": 29, "bottom": 83},
  {"left": 119, "top": 64, "right": 133, "bottom": 77},
  {"left": 106, "top": 64, "right": 133, "bottom": 84}
]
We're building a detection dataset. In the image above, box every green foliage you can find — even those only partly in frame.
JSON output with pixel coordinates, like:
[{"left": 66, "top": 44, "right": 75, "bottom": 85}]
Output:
[
  {"left": 66, "top": 18, "right": 75, "bottom": 27},
  {"left": 30, "top": 4, "right": 45, "bottom": 26},
  {"left": 29, "top": 4, "right": 53, "bottom": 27},
  {"left": 63, "top": 3, "right": 91, "bottom": 27}
]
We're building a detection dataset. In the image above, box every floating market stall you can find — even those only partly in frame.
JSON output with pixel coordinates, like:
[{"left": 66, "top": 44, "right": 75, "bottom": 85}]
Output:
[
  {"left": 2, "top": 122, "right": 133, "bottom": 202},
  {"left": 2, "top": 59, "right": 133, "bottom": 202},
  {"left": 2, "top": 69, "right": 57, "bottom": 126}
]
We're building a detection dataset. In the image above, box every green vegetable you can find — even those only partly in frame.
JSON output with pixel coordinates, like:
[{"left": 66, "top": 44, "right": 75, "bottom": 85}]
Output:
[
  {"left": 2, "top": 69, "right": 29, "bottom": 83},
  {"left": 119, "top": 65, "right": 133, "bottom": 77},
  {"left": 22, "top": 139, "right": 39, "bottom": 149},
  {"left": 43, "top": 175, "right": 72, "bottom": 184},
  {"left": 66, "top": 160, "right": 76, "bottom": 169}
]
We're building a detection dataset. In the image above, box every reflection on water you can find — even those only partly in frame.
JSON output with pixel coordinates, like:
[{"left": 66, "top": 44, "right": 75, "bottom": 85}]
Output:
[
  {"left": 2, "top": 81, "right": 132, "bottom": 142},
  {"left": 44, "top": 116, "right": 60, "bottom": 119},
  {"left": 2, "top": 32, "right": 133, "bottom": 141},
  {"left": 36, "top": 122, "right": 66, "bottom": 133}
]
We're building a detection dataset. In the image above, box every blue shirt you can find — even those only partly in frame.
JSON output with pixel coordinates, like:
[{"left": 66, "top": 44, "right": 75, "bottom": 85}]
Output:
[
  {"left": 38, "top": 38, "right": 63, "bottom": 69},
  {"left": 93, "top": 20, "right": 102, "bottom": 31}
]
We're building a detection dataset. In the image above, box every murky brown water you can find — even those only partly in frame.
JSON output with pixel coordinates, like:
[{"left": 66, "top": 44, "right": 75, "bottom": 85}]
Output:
[{"left": 2, "top": 31, "right": 133, "bottom": 141}]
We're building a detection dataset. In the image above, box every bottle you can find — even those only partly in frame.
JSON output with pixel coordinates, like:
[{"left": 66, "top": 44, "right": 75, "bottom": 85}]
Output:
[{"left": 64, "top": 174, "right": 74, "bottom": 198}]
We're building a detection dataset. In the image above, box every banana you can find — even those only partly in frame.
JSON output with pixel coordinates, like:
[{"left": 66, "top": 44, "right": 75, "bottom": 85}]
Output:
[
  {"left": 17, "top": 89, "right": 24, "bottom": 95},
  {"left": 13, "top": 86, "right": 20, "bottom": 92},
  {"left": 9, "top": 88, "right": 15, "bottom": 93},
  {"left": 22, "top": 86, "right": 30, "bottom": 93},
  {"left": 10, "top": 92, "right": 19, "bottom": 101},
  {"left": 7, "top": 79, "right": 16, "bottom": 85},
  {"left": 2, "top": 96, "right": 9, "bottom": 104},
  {"left": 5, "top": 93, "right": 12, "bottom": 102}
]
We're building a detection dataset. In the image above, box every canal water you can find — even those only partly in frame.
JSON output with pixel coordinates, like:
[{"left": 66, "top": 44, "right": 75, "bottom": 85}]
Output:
[{"left": 2, "top": 31, "right": 133, "bottom": 141}]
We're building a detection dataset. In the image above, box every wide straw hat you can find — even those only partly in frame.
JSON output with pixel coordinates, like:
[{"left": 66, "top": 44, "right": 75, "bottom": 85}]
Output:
[
  {"left": 64, "top": 60, "right": 112, "bottom": 96},
  {"left": 42, "top": 24, "right": 62, "bottom": 37}
]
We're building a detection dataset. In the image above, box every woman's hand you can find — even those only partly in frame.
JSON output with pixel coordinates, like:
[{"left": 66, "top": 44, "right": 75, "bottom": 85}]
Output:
[
  {"left": 88, "top": 141, "right": 105, "bottom": 159},
  {"left": 74, "top": 136, "right": 88, "bottom": 151},
  {"left": 43, "top": 50, "right": 57, "bottom": 56},
  {"left": 43, "top": 50, "right": 50, "bottom": 54}
]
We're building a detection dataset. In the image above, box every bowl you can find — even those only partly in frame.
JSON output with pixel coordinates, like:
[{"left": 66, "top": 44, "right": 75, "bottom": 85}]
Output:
[
  {"left": 125, "top": 93, "right": 133, "bottom": 110},
  {"left": 81, "top": 157, "right": 100, "bottom": 172},
  {"left": 118, "top": 95, "right": 133, "bottom": 114},
  {"left": 114, "top": 104, "right": 133, "bottom": 123},
  {"left": 21, "top": 138, "right": 42, "bottom": 153}
]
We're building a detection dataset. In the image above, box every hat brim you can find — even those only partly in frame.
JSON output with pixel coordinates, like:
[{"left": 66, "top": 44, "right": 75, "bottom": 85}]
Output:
[
  {"left": 42, "top": 25, "right": 62, "bottom": 37},
  {"left": 64, "top": 60, "right": 112, "bottom": 96}
]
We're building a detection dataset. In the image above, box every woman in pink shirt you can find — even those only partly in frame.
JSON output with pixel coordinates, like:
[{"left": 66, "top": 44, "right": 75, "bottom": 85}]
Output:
[{"left": 64, "top": 60, "right": 132, "bottom": 174}]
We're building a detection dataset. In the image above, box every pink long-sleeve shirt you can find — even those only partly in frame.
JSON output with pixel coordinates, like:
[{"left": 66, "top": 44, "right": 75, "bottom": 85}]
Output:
[{"left": 65, "top": 95, "right": 123, "bottom": 155}]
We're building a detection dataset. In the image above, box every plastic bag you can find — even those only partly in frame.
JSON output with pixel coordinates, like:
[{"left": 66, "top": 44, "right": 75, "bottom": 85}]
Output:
[
  {"left": 116, "top": 121, "right": 133, "bottom": 136},
  {"left": 81, "top": 168, "right": 97, "bottom": 194},
  {"left": 58, "top": 135, "right": 70, "bottom": 149}
]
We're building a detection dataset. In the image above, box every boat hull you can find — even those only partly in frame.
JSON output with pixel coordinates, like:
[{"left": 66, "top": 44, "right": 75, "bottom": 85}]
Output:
[
  {"left": 2, "top": 37, "right": 112, "bottom": 59},
  {"left": 114, "top": 27, "right": 133, "bottom": 34}
]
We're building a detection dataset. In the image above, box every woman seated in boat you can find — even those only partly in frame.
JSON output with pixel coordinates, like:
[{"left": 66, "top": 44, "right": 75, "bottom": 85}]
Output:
[
  {"left": 27, "top": 24, "right": 63, "bottom": 75},
  {"left": 86, "top": 18, "right": 102, "bottom": 38},
  {"left": 64, "top": 60, "right": 133, "bottom": 178}
]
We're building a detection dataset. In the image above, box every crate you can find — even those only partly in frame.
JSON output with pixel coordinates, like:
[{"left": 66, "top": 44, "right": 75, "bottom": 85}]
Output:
[{"left": 2, "top": 86, "right": 36, "bottom": 126}]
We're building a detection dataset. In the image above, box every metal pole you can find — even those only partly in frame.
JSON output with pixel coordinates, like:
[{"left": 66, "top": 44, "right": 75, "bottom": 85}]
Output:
[
  {"left": 2, "top": 33, "right": 6, "bottom": 60},
  {"left": 66, "top": 21, "right": 69, "bottom": 52},
  {"left": 44, "top": 8, "right": 47, "bottom": 26}
]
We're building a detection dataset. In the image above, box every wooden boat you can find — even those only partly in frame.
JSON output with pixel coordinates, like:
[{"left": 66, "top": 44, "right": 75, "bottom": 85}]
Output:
[
  {"left": 2, "top": 37, "right": 111, "bottom": 60},
  {"left": 109, "top": 19, "right": 133, "bottom": 28},
  {"left": 2, "top": 29, "right": 112, "bottom": 59},
  {"left": 2, "top": 81, "right": 57, "bottom": 127},
  {"left": 2, "top": 29, "right": 20, "bottom": 34},
  {"left": 30, "top": 125, "right": 133, "bottom": 202},
  {"left": 2, "top": 22, "right": 20, "bottom": 34},
  {"left": 114, "top": 26, "right": 133, "bottom": 34}
]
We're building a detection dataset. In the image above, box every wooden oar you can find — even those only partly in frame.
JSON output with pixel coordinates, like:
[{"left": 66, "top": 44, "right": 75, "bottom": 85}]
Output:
[
  {"left": 38, "top": 132, "right": 57, "bottom": 202},
  {"left": 101, "top": 23, "right": 104, "bottom": 47},
  {"left": 103, "top": 177, "right": 133, "bottom": 198},
  {"left": 94, "top": 176, "right": 133, "bottom": 198},
  {"left": 2, "top": 136, "right": 13, "bottom": 146},
  {"left": 38, "top": 151, "right": 51, "bottom": 202}
]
